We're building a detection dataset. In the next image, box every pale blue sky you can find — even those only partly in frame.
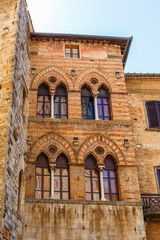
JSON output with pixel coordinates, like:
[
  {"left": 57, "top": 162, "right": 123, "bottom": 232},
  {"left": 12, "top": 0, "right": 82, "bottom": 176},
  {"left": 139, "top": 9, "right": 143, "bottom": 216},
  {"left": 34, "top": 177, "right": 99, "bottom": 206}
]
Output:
[{"left": 27, "top": 0, "right": 160, "bottom": 73}]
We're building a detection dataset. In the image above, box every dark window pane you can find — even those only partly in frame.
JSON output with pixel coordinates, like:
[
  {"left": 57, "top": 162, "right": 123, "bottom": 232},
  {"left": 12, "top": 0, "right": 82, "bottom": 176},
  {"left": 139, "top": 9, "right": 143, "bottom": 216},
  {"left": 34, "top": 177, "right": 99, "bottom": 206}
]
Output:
[
  {"left": 35, "top": 191, "right": 41, "bottom": 199},
  {"left": 97, "top": 98, "right": 102, "bottom": 104},
  {"left": 54, "top": 176, "right": 60, "bottom": 191},
  {"left": 37, "top": 102, "right": 43, "bottom": 115},
  {"left": 85, "top": 178, "right": 91, "bottom": 192},
  {"left": 36, "top": 168, "right": 42, "bottom": 175},
  {"left": 62, "top": 177, "right": 68, "bottom": 191},
  {"left": 92, "top": 169, "right": 99, "bottom": 177},
  {"left": 54, "top": 96, "right": 59, "bottom": 103},
  {"left": 54, "top": 168, "right": 60, "bottom": 175},
  {"left": 104, "top": 179, "right": 109, "bottom": 193},
  {"left": 103, "top": 98, "right": 109, "bottom": 104},
  {"left": 44, "top": 191, "right": 50, "bottom": 199},
  {"left": 45, "top": 102, "right": 51, "bottom": 115},
  {"left": 104, "top": 105, "right": 110, "bottom": 117},
  {"left": 98, "top": 105, "right": 103, "bottom": 116},
  {"left": 61, "top": 103, "right": 67, "bottom": 115},
  {"left": 93, "top": 178, "right": 99, "bottom": 193},
  {"left": 37, "top": 96, "right": 43, "bottom": 101},
  {"left": 103, "top": 170, "right": 108, "bottom": 178},
  {"left": 110, "top": 179, "right": 117, "bottom": 193},
  {"left": 86, "top": 193, "right": 92, "bottom": 200},
  {"left": 61, "top": 97, "right": 67, "bottom": 103},
  {"left": 62, "top": 169, "right": 68, "bottom": 176},
  {"left": 35, "top": 176, "right": 42, "bottom": 190},
  {"left": 45, "top": 96, "right": 51, "bottom": 102},
  {"left": 63, "top": 192, "right": 69, "bottom": 200},
  {"left": 112, "top": 194, "right": 118, "bottom": 201},
  {"left": 44, "top": 176, "right": 50, "bottom": 191},
  {"left": 54, "top": 102, "right": 59, "bottom": 116},
  {"left": 54, "top": 192, "right": 60, "bottom": 199},
  {"left": 146, "top": 101, "right": 159, "bottom": 128},
  {"left": 93, "top": 193, "right": 100, "bottom": 201},
  {"left": 110, "top": 170, "right": 116, "bottom": 178},
  {"left": 104, "top": 193, "right": 110, "bottom": 201}
]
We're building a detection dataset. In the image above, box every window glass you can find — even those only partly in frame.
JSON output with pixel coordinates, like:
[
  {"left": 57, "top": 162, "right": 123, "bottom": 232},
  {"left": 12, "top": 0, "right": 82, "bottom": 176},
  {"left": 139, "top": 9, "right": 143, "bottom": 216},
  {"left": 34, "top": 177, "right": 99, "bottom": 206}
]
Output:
[
  {"left": 85, "top": 155, "right": 100, "bottom": 200},
  {"left": 54, "top": 86, "right": 67, "bottom": 119},
  {"left": 35, "top": 153, "right": 50, "bottom": 199},
  {"left": 65, "top": 46, "right": 79, "bottom": 58},
  {"left": 97, "top": 87, "right": 111, "bottom": 120},
  {"left": 55, "top": 154, "right": 69, "bottom": 199},
  {"left": 37, "top": 84, "right": 51, "bottom": 118},
  {"left": 81, "top": 87, "right": 94, "bottom": 120},
  {"left": 103, "top": 156, "right": 118, "bottom": 201}
]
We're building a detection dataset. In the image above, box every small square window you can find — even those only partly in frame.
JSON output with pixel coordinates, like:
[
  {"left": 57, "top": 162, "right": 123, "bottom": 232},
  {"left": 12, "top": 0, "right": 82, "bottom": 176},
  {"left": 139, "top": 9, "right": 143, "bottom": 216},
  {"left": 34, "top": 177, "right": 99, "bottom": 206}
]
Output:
[
  {"left": 145, "top": 101, "right": 160, "bottom": 128},
  {"left": 65, "top": 46, "right": 79, "bottom": 58}
]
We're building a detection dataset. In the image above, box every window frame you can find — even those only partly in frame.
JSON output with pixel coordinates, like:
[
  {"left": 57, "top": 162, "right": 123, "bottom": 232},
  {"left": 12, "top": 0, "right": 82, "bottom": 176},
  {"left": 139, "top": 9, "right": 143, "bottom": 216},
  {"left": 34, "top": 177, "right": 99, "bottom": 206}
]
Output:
[
  {"left": 35, "top": 154, "right": 51, "bottom": 199},
  {"left": 97, "top": 87, "right": 111, "bottom": 120},
  {"left": 54, "top": 85, "right": 68, "bottom": 119},
  {"left": 103, "top": 157, "right": 119, "bottom": 201},
  {"left": 65, "top": 45, "right": 79, "bottom": 58},
  {"left": 85, "top": 155, "right": 100, "bottom": 201},
  {"left": 145, "top": 100, "right": 160, "bottom": 129},
  {"left": 154, "top": 167, "right": 160, "bottom": 193},
  {"left": 37, "top": 84, "right": 51, "bottom": 118},
  {"left": 81, "top": 86, "right": 95, "bottom": 120},
  {"left": 54, "top": 154, "right": 70, "bottom": 200}
]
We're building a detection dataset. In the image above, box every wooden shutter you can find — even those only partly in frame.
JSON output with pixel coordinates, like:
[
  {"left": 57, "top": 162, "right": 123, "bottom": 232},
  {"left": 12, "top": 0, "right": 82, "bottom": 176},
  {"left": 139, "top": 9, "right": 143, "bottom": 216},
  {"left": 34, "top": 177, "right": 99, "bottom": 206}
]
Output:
[{"left": 146, "top": 101, "right": 159, "bottom": 128}]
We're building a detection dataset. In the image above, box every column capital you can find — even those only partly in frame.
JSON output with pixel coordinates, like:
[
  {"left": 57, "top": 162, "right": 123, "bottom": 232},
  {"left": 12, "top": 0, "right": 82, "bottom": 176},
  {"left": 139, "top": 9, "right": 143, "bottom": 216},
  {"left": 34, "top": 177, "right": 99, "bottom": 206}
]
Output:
[
  {"left": 92, "top": 91, "right": 99, "bottom": 97},
  {"left": 50, "top": 89, "right": 55, "bottom": 96},
  {"left": 97, "top": 164, "right": 105, "bottom": 172},
  {"left": 49, "top": 163, "right": 56, "bottom": 170}
]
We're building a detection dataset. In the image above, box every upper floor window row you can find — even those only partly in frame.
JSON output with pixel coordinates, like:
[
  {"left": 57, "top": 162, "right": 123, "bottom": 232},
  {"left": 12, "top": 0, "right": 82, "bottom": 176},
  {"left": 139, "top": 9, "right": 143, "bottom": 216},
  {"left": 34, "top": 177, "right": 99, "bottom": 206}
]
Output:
[
  {"left": 37, "top": 84, "right": 111, "bottom": 121},
  {"left": 146, "top": 101, "right": 160, "bottom": 128}
]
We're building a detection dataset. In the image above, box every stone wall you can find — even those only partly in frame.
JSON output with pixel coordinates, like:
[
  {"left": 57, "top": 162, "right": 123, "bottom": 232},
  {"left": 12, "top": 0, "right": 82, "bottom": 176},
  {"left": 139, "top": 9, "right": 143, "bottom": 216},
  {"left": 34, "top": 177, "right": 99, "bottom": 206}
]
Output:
[
  {"left": 24, "top": 199, "right": 146, "bottom": 240},
  {"left": 0, "top": 0, "right": 30, "bottom": 239}
]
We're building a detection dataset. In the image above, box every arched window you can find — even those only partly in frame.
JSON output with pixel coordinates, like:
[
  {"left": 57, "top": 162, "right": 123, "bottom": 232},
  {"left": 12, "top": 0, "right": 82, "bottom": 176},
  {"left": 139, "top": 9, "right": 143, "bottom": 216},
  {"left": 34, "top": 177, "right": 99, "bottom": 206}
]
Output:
[
  {"left": 54, "top": 153, "right": 69, "bottom": 199},
  {"left": 103, "top": 156, "right": 118, "bottom": 201},
  {"left": 81, "top": 86, "right": 94, "bottom": 120},
  {"left": 35, "top": 153, "right": 50, "bottom": 199},
  {"left": 85, "top": 155, "right": 100, "bottom": 200},
  {"left": 54, "top": 85, "right": 67, "bottom": 119},
  {"left": 37, "top": 84, "right": 51, "bottom": 118},
  {"left": 97, "top": 87, "right": 111, "bottom": 120}
]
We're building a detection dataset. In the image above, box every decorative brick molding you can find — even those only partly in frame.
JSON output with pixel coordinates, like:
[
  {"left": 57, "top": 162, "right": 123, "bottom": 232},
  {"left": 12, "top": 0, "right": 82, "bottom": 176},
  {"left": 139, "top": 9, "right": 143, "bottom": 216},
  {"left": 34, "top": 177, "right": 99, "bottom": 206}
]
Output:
[
  {"left": 78, "top": 134, "right": 126, "bottom": 164},
  {"left": 28, "top": 132, "right": 75, "bottom": 162},
  {"left": 75, "top": 68, "right": 113, "bottom": 91},
  {"left": 30, "top": 65, "right": 73, "bottom": 89}
]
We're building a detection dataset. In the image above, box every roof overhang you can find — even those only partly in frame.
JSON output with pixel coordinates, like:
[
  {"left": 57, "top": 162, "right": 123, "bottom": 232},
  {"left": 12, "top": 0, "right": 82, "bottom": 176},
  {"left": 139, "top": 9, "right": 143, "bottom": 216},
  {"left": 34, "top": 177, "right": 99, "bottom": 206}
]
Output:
[{"left": 30, "top": 32, "right": 133, "bottom": 68}]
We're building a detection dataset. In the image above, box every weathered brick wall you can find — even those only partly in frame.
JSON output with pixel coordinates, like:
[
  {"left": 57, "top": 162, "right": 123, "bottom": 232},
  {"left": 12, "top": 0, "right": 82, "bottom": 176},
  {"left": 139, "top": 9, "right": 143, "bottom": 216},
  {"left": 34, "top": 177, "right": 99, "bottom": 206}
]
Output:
[
  {"left": 126, "top": 77, "right": 160, "bottom": 193},
  {"left": 0, "top": 0, "right": 30, "bottom": 239},
  {"left": 126, "top": 76, "right": 160, "bottom": 240},
  {"left": 24, "top": 200, "right": 146, "bottom": 240}
]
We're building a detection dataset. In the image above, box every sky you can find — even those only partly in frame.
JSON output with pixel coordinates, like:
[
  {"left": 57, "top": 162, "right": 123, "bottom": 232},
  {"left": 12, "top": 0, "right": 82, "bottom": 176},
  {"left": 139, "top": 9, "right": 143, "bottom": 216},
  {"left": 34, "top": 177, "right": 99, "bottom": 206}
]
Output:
[{"left": 27, "top": 0, "right": 160, "bottom": 73}]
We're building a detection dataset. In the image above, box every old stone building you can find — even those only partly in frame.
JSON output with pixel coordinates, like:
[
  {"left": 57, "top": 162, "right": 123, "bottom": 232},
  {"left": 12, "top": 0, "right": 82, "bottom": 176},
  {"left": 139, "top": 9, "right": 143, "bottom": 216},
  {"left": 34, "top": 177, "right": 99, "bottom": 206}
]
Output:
[{"left": 0, "top": 0, "right": 160, "bottom": 239}]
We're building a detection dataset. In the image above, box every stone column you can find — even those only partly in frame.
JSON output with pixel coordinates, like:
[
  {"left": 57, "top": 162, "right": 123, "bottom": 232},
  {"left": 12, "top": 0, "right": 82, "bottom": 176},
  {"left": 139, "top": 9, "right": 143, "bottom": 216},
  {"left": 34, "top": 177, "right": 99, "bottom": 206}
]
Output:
[
  {"left": 49, "top": 163, "right": 56, "bottom": 199},
  {"left": 93, "top": 91, "right": 99, "bottom": 120},
  {"left": 98, "top": 165, "right": 106, "bottom": 201},
  {"left": 50, "top": 89, "right": 55, "bottom": 118}
]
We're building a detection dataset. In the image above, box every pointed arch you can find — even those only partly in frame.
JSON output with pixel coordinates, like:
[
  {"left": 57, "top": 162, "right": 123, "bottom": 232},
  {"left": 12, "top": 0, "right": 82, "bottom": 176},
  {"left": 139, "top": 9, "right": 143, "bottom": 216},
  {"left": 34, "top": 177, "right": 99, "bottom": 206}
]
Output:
[
  {"left": 75, "top": 68, "right": 114, "bottom": 91},
  {"left": 30, "top": 65, "right": 73, "bottom": 89},
  {"left": 78, "top": 134, "right": 126, "bottom": 164},
  {"left": 28, "top": 132, "right": 75, "bottom": 163}
]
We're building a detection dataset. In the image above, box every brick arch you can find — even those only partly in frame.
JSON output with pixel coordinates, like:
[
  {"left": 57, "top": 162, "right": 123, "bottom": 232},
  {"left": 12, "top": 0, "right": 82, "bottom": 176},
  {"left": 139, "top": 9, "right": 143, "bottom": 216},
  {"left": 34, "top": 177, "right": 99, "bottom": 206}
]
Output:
[
  {"left": 78, "top": 134, "right": 126, "bottom": 164},
  {"left": 30, "top": 66, "right": 73, "bottom": 89},
  {"left": 75, "top": 68, "right": 114, "bottom": 91},
  {"left": 28, "top": 132, "right": 75, "bottom": 163}
]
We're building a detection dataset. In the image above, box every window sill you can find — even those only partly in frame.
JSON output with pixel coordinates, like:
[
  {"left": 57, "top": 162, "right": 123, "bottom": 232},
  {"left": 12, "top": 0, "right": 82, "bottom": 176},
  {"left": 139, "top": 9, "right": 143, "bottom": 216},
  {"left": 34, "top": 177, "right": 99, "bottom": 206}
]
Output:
[
  {"left": 146, "top": 128, "right": 160, "bottom": 131},
  {"left": 25, "top": 198, "right": 143, "bottom": 207}
]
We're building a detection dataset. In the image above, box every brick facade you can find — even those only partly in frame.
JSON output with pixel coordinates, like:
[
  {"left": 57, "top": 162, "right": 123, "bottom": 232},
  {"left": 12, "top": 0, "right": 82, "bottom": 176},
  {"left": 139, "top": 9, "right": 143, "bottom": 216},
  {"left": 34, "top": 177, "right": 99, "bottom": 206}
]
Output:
[{"left": 0, "top": 1, "right": 160, "bottom": 239}]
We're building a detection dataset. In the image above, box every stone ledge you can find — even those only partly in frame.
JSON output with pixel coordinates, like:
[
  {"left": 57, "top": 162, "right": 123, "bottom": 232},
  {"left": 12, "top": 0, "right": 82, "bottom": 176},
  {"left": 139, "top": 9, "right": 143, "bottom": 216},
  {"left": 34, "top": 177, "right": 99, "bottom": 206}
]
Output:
[
  {"left": 25, "top": 198, "right": 143, "bottom": 207},
  {"left": 28, "top": 117, "right": 132, "bottom": 126}
]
